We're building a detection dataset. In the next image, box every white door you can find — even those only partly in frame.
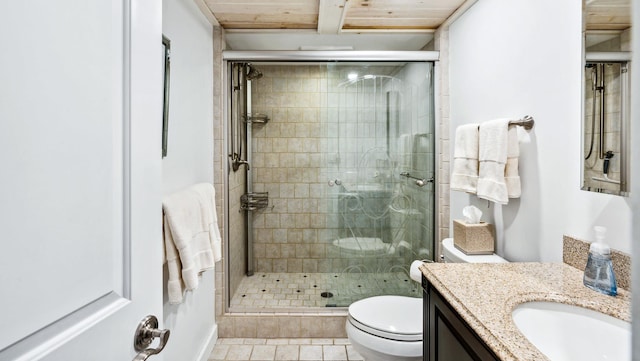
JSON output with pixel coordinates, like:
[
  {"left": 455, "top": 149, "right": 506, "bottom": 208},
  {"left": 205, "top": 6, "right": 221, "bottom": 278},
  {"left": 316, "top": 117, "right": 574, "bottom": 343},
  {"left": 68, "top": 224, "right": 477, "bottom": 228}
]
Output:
[{"left": 0, "top": 1, "right": 165, "bottom": 360}]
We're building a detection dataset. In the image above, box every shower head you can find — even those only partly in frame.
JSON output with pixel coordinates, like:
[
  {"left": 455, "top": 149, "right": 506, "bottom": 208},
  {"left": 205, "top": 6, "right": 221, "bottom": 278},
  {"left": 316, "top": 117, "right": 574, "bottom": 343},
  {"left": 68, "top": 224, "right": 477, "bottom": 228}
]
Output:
[{"left": 246, "top": 64, "right": 263, "bottom": 80}]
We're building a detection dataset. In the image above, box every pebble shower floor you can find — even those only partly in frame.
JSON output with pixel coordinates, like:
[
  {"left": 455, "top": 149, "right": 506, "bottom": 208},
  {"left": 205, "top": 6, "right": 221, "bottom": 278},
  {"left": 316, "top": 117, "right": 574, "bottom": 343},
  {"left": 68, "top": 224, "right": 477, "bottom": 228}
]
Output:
[{"left": 230, "top": 272, "right": 420, "bottom": 309}]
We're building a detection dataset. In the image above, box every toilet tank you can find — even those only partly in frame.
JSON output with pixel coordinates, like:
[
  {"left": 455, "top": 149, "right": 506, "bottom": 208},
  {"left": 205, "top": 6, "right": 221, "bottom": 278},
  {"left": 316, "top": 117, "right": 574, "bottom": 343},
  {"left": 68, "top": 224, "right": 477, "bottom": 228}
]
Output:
[{"left": 441, "top": 238, "right": 508, "bottom": 263}]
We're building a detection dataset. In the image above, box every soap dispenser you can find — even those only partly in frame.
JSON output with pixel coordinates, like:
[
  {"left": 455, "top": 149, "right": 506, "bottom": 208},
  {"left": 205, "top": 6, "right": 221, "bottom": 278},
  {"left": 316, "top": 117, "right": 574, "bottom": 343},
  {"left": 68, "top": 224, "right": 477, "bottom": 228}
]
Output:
[{"left": 583, "top": 226, "right": 617, "bottom": 296}]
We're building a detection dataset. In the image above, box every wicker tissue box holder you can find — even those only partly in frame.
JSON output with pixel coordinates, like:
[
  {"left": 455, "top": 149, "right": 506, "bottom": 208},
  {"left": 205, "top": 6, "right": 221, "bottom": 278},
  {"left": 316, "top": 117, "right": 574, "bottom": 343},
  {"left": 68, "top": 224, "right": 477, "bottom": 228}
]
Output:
[{"left": 453, "top": 219, "right": 495, "bottom": 255}]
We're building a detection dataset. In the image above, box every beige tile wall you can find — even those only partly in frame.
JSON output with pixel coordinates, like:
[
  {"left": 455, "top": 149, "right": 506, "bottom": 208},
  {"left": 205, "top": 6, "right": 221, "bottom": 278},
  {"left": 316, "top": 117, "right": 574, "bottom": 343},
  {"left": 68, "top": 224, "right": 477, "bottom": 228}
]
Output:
[
  {"left": 434, "top": 28, "right": 451, "bottom": 256},
  {"left": 250, "top": 66, "right": 333, "bottom": 273},
  {"left": 217, "top": 314, "right": 347, "bottom": 339},
  {"left": 212, "top": 26, "right": 226, "bottom": 318}
]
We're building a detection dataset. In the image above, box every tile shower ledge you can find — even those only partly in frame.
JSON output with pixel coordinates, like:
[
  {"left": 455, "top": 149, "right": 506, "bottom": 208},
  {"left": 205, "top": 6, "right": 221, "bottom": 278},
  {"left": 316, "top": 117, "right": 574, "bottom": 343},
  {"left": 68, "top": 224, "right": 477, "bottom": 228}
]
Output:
[{"left": 420, "top": 262, "right": 631, "bottom": 361}]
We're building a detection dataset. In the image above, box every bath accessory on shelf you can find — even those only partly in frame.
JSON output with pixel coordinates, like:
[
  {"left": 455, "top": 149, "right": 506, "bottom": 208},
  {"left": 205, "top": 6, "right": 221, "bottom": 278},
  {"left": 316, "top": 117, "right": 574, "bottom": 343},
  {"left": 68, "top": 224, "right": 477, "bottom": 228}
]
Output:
[
  {"left": 243, "top": 113, "right": 269, "bottom": 124},
  {"left": 240, "top": 192, "right": 269, "bottom": 211},
  {"left": 400, "top": 172, "right": 433, "bottom": 187}
]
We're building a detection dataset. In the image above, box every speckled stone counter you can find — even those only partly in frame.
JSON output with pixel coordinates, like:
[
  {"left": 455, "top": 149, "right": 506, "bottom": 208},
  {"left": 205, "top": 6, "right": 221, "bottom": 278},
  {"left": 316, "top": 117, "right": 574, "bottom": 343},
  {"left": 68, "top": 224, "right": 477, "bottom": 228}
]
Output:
[{"left": 420, "top": 262, "right": 631, "bottom": 361}]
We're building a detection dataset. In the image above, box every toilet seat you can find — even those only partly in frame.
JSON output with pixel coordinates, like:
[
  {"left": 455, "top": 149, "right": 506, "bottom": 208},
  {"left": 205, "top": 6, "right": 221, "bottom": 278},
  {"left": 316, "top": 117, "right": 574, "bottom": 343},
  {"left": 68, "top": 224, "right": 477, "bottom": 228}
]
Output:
[{"left": 348, "top": 295, "right": 422, "bottom": 341}]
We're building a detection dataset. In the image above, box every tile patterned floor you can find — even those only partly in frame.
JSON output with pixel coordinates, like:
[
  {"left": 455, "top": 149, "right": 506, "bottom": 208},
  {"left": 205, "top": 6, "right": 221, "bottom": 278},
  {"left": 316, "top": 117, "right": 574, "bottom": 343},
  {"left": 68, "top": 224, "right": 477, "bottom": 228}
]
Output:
[
  {"left": 209, "top": 338, "right": 364, "bottom": 361},
  {"left": 230, "top": 272, "right": 420, "bottom": 309}
]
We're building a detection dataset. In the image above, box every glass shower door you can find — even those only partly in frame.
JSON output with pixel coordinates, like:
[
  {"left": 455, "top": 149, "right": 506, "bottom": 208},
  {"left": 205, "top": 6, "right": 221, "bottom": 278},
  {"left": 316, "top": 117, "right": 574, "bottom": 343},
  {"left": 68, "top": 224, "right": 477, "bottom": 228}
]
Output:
[{"left": 323, "top": 62, "right": 435, "bottom": 306}]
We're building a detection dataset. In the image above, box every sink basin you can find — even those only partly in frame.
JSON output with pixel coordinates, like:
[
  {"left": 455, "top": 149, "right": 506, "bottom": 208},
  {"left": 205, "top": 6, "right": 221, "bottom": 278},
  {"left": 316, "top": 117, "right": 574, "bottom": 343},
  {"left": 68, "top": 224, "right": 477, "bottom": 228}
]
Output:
[{"left": 512, "top": 302, "right": 630, "bottom": 361}]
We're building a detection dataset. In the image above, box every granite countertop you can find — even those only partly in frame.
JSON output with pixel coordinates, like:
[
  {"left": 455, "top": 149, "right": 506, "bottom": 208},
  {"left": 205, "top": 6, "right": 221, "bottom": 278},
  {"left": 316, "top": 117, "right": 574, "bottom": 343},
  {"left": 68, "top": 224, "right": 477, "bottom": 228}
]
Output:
[{"left": 420, "top": 262, "right": 631, "bottom": 361}]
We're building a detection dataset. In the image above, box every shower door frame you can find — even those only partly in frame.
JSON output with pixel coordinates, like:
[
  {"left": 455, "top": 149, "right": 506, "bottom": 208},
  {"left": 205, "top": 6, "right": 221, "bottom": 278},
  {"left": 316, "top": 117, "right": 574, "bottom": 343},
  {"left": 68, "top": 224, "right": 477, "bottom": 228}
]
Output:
[{"left": 222, "top": 50, "right": 441, "bottom": 313}]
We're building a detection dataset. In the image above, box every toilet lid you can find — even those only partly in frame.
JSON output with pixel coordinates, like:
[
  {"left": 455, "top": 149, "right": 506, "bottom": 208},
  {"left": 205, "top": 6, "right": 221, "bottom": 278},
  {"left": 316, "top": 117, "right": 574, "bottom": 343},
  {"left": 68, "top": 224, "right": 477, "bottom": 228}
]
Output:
[
  {"left": 442, "top": 238, "right": 508, "bottom": 263},
  {"left": 348, "top": 296, "right": 422, "bottom": 341}
]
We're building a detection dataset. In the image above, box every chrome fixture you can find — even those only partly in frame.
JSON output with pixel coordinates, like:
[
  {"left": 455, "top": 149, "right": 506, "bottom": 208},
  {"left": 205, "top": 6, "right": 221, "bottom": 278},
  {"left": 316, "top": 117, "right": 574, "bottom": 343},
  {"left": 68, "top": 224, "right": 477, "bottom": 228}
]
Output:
[
  {"left": 241, "top": 192, "right": 269, "bottom": 211},
  {"left": 244, "top": 113, "right": 270, "bottom": 124},
  {"left": 400, "top": 172, "right": 433, "bottom": 187},
  {"left": 241, "top": 192, "right": 269, "bottom": 277},
  {"left": 328, "top": 179, "right": 342, "bottom": 187},
  {"left": 133, "top": 315, "right": 170, "bottom": 361},
  {"left": 508, "top": 115, "right": 535, "bottom": 130},
  {"left": 246, "top": 64, "right": 263, "bottom": 80},
  {"left": 230, "top": 157, "right": 250, "bottom": 171}
]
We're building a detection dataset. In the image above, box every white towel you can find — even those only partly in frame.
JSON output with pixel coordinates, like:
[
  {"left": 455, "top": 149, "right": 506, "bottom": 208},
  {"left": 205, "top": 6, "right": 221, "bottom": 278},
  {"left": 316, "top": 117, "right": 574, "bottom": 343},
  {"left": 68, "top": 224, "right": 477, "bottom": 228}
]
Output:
[
  {"left": 450, "top": 123, "right": 479, "bottom": 194},
  {"left": 477, "top": 119, "right": 510, "bottom": 204},
  {"left": 505, "top": 126, "right": 521, "bottom": 198},
  {"left": 163, "top": 183, "right": 222, "bottom": 304}
]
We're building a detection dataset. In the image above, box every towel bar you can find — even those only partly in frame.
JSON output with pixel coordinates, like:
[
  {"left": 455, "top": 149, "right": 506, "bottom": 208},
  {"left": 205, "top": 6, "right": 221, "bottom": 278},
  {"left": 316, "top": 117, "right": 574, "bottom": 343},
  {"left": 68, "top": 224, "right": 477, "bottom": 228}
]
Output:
[{"left": 508, "top": 115, "right": 535, "bottom": 130}]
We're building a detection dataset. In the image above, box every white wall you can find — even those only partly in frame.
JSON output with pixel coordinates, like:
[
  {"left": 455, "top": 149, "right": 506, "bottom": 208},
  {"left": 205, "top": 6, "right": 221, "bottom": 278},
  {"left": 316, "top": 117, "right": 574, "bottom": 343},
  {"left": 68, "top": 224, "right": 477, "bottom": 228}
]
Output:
[
  {"left": 162, "top": 0, "right": 216, "bottom": 359},
  {"left": 449, "top": 0, "right": 632, "bottom": 262},
  {"left": 630, "top": 1, "right": 639, "bottom": 358}
]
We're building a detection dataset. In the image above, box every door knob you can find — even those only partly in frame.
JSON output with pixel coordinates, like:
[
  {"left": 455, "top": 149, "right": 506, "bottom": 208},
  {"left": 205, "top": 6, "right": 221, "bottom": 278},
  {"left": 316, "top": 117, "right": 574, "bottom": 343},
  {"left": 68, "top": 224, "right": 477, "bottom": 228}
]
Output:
[{"left": 132, "top": 315, "right": 170, "bottom": 361}]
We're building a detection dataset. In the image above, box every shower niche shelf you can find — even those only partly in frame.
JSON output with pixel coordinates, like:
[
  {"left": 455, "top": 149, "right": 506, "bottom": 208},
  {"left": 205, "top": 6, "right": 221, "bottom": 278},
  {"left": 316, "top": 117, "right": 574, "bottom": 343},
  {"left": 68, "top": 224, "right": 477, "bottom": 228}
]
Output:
[
  {"left": 241, "top": 192, "right": 269, "bottom": 211},
  {"left": 243, "top": 113, "right": 270, "bottom": 124}
]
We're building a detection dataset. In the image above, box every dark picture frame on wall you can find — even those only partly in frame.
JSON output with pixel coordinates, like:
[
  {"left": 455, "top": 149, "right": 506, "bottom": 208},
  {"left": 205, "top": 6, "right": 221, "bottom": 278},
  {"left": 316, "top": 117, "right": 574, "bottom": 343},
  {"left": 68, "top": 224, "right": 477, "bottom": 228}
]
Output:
[{"left": 162, "top": 35, "right": 171, "bottom": 158}]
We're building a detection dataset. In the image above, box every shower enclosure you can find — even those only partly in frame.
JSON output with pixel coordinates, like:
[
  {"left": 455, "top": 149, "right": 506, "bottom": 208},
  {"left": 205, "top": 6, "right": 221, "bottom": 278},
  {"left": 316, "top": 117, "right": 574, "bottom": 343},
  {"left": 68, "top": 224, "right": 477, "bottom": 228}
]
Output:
[{"left": 225, "top": 54, "right": 436, "bottom": 311}]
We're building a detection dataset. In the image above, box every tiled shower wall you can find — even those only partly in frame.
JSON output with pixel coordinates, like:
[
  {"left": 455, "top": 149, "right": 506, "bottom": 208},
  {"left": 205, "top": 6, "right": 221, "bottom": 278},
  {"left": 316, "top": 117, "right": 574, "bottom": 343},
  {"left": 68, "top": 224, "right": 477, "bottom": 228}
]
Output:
[{"left": 250, "top": 65, "right": 332, "bottom": 274}]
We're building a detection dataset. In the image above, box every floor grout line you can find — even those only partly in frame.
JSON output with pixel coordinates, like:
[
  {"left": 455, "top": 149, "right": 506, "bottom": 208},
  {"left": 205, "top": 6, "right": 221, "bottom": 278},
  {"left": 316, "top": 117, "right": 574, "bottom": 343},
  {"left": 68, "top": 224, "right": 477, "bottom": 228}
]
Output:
[{"left": 210, "top": 338, "right": 363, "bottom": 361}]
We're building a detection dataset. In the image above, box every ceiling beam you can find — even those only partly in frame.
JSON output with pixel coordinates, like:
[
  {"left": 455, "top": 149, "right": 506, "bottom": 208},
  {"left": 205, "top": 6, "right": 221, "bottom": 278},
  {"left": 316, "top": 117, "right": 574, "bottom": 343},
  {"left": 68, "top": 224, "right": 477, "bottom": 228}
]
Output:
[
  {"left": 317, "top": 0, "right": 349, "bottom": 34},
  {"left": 439, "top": 0, "right": 477, "bottom": 29},
  {"left": 194, "top": 0, "right": 221, "bottom": 27}
]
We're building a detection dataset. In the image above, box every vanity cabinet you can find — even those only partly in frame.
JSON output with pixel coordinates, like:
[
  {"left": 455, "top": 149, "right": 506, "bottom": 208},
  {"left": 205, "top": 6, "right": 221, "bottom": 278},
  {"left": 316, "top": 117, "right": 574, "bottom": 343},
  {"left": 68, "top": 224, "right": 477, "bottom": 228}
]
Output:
[{"left": 423, "top": 277, "right": 500, "bottom": 361}]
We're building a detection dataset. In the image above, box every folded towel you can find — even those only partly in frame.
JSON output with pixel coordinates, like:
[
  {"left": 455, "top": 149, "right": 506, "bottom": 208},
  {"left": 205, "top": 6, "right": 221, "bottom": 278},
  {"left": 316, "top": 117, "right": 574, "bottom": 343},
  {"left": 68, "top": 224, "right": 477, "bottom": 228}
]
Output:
[
  {"left": 163, "top": 183, "right": 222, "bottom": 304},
  {"left": 450, "top": 123, "right": 479, "bottom": 194},
  {"left": 477, "top": 119, "right": 510, "bottom": 204},
  {"left": 505, "top": 126, "right": 521, "bottom": 198}
]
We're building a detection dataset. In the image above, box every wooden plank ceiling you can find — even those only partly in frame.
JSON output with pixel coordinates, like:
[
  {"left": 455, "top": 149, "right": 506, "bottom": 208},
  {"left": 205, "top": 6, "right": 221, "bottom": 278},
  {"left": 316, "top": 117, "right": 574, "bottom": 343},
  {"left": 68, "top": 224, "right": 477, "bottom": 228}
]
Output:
[
  {"left": 203, "top": 0, "right": 467, "bottom": 32},
  {"left": 585, "top": 0, "right": 632, "bottom": 31},
  {"left": 203, "top": 0, "right": 633, "bottom": 33}
]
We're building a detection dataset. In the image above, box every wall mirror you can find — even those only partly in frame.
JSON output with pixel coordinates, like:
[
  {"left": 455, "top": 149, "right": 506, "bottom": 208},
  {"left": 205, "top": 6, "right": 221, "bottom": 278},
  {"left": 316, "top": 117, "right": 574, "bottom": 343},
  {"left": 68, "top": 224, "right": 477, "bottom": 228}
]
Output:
[{"left": 581, "top": 0, "right": 632, "bottom": 196}]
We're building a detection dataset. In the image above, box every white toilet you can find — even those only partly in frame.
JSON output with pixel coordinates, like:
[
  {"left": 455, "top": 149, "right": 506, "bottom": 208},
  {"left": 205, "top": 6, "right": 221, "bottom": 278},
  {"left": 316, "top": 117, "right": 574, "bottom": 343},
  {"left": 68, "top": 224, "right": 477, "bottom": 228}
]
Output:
[
  {"left": 441, "top": 238, "right": 508, "bottom": 263},
  {"left": 346, "top": 295, "right": 423, "bottom": 361},
  {"left": 346, "top": 239, "right": 508, "bottom": 361}
]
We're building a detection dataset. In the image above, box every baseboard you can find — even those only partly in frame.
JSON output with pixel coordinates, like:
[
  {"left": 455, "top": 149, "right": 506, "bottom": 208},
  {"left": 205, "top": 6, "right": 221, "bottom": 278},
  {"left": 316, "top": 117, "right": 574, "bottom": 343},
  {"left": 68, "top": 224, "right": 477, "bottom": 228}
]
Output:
[{"left": 196, "top": 324, "right": 218, "bottom": 361}]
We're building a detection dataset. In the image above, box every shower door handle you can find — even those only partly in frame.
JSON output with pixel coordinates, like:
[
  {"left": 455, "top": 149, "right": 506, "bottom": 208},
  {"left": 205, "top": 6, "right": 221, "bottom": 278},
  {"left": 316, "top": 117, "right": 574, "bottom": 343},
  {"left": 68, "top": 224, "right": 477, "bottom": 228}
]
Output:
[{"left": 328, "top": 179, "right": 342, "bottom": 187}]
